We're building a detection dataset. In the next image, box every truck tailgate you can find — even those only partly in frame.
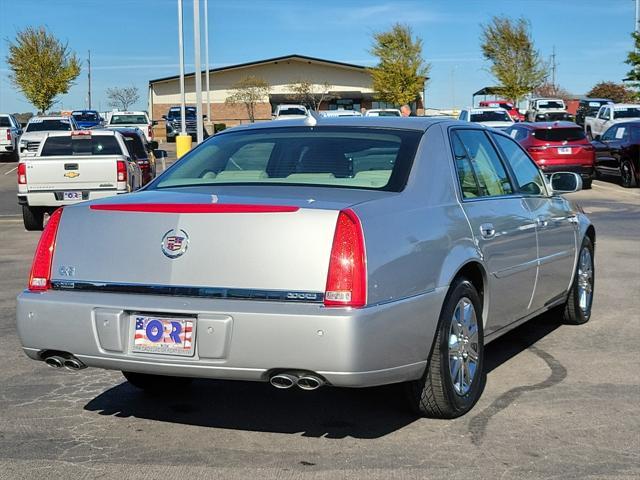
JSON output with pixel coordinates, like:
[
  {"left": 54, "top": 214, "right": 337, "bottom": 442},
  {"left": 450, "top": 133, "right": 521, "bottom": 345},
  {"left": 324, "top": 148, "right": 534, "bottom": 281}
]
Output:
[{"left": 25, "top": 155, "right": 120, "bottom": 191}]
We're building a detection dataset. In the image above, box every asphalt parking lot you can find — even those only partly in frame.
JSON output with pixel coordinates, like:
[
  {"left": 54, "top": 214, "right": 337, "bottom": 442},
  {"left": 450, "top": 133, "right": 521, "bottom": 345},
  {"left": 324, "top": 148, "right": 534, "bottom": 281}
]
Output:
[{"left": 0, "top": 165, "right": 638, "bottom": 479}]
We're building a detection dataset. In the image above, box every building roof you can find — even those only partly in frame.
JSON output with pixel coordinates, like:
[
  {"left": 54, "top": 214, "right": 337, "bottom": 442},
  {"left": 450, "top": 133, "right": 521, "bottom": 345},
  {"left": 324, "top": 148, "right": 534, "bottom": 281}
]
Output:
[{"left": 149, "top": 54, "right": 369, "bottom": 84}]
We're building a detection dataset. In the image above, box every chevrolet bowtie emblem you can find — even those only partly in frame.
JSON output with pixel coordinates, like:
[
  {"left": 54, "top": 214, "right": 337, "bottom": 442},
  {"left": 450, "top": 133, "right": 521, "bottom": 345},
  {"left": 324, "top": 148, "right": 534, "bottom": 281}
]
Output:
[{"left": 64, "top": 171, "right": 80, "bottom": 178}]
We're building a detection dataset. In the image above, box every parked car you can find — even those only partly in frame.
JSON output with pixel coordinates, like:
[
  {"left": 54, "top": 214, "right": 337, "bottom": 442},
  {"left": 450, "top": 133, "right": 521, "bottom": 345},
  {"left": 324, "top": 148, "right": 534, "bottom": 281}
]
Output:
[
  {"left": 0, "top": 113, "right": 22, "bottom": 161},
  {"left": 364, "top": 108, "right": 402, "bottom": 117},
  {"left": 16, "top": 117, "right": 595, "bottom": 419},
  {"left": 525, "top": 98, "right": 572, "bottom": 122},
  {"left": 71, "top": 110, "right": 104, "bottom": 129},
  {"left": 319, "top": 109, "right": 363, "bottom": 117},
  {"left": 18, "top": 115, "right": 78, "bottom": 159},
  {"left": 113, "top": 127, "right": 167, "bottom": 185},
  {"left": 106, "top": 111, "right": 155, "bottom": 142},
  {"left": 478, "top": 100, "right": 524, "bottom": 122},
  {"left": 163, "top": 106, "right": 200, "bottom": 142},
  {"left": 505, "top": 121, "right": 595, "bottom": 188},
  {"left": 592, "top": 121, "right": 640, "bottom": 188},
  {"left": 272, "top": 104, "right": 308, "bottom": 120},
  {"left": 575, "top": 98, "right": 612, "bottom": 127},
  {"left": 583, "top": 103, "right": 640, "bottom": 140},
  {"left": 458, "top": 107, "right": 514, "bottom": 129},
  {"left": 17, "top": 129, "right": 143, "bottom": 230}
]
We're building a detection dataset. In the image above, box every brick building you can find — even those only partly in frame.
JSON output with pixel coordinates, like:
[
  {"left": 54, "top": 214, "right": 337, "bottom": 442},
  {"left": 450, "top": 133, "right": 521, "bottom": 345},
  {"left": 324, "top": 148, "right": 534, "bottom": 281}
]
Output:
[{"left": 148, "top": 54, "right": 425, "bottom": 139}]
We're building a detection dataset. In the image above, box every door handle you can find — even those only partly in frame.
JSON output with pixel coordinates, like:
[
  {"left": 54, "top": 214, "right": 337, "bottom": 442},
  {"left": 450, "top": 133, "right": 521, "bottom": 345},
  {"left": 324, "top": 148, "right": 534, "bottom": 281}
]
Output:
[{"left": 479, "top": 223, "right": 495, "bottom": 239}]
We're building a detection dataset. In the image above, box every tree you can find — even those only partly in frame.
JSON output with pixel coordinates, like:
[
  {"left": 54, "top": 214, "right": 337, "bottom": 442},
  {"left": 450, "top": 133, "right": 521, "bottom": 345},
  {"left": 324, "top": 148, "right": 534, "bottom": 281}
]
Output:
[
  {"left": 225, "top": 76, "right": 270, "bottom": 122},
  {"left": 480, "top": 16, "right": 548, "bottom": 104},
  {"left": 6, "top": 26, "right": 80, "bottom": 113},
  {"left": 586, "top": 81, "right": 636, "bottom": 103},
  {"left": 287, "top": 80, "right": 332, "bottom": 111},
  {"left": 625, "top": 32, "right": 640, "bottom": 98},
  {"left": 533, "top": 81, "right": 572, "bottom": 102},
  {"left": 369, "top": 23, "right": 430, "bottom": 105},
  {"left": 106, "top": 86, "right": 140, "bottom": 110}
]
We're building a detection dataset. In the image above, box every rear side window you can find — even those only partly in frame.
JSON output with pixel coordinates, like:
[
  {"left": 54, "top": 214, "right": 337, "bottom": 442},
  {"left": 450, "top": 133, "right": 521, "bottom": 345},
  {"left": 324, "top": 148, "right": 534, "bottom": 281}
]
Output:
[
  {"left": 492, "top": 134, "right": 546, "bottom": 196},
  {"left": 25, "top": 119, "right": 72, "bottom": 132},
  {"left": 123, "top": 135, "right": 147, "bottom": 158},
  {"left": 40, "top": 136, "right": 123, "bottom": 156},
  {"left": 533, "top": 128, "right": 586, "bottom": 142},
  {"left": 452, "top": 129, "right": 513, "bottom": 198}
]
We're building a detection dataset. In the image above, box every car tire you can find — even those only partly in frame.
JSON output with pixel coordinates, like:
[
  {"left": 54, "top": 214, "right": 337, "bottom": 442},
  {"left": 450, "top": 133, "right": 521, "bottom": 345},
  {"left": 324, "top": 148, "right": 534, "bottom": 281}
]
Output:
[
  {"left": 621, "top": 160, "right": 637, "bottom": 188},
  {"left": 562, "top": 236, "right": 595, "bottom": 325},
  {"left": 122, "top": 371, "right": 193, "bottom": 393},
  {"left": 22, "top": 205, "right": 44, "bottom": 231},
  {"left": 405, "top": 278, "right": 485, "bottom": 418}
]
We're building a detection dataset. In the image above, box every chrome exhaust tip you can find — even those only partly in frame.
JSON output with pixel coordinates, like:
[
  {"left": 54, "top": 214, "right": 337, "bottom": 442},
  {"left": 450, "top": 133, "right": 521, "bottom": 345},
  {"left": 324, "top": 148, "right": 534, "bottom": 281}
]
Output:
[
  {"left": 63, "top": 358, "right": 86, "bottom": 371},
  {"left": 270, "top": 373, "right": 297, "bottom": 389},
  {"left": 44, "top": 356, "right": 63, "bottom": 369},
  {"left": 296, "top": 375, "right": 324, "bottom": 391}
]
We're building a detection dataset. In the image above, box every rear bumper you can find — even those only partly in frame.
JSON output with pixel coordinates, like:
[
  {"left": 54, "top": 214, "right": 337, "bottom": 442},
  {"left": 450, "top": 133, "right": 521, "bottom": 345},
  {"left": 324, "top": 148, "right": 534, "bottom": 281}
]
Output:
[
  {"left": 16, "top": 288, "right": 446, "bottom": 387},
  {"left": 18, "top": 189, "right": 126, "bottom": 207},
  {"left": 539, "top": 164, "right": 594, "bottom": 179},
  {"left": 0, "top": 143, "right": 14, "bottom": 153}
]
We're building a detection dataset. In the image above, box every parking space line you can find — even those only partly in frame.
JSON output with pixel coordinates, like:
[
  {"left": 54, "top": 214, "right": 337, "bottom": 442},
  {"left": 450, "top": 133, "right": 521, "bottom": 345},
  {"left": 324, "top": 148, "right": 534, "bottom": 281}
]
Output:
[
  {"left": 592, "top": 182, "right": 640, "bottom": 198},
  {"left": 3, "top": 166, "right": 17, "bottom": 175}
]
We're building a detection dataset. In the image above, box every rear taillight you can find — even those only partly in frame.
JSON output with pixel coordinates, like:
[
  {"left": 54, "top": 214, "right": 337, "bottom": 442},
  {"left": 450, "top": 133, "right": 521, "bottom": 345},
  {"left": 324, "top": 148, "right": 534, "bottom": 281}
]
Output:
[
  {"left": 6, "top": 130, "right": 11, "bottom": 141},
  {"left": 324, "top": 209, "right": 367, "bottom": 308},
  {"left": 28, "top": 208, "right": 63, "bottom": 291},
  {"left": 117, "top": 160, "right": 127, "bottom": 182},
  {"left": 17, "top": 163, "right": 26, "bottom": 184},
  {"left": 138, "top": 160, "right": 150, "bottom": 170},
  {"left": 148, "top": 125, "right": 153, "bottom": 139}
]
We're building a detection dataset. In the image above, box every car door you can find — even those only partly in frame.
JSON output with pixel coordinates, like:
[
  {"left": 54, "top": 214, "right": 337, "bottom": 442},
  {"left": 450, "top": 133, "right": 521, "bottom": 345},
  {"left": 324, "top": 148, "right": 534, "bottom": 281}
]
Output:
[
  {"left": 491, "top": 132, "right": 577, "bottom": 310},
  {"left": 451, "top": 129, "right": 538, "bottom": 335},
  {"left": 597, "top": 125, "right": 625, "bottom": 173}
]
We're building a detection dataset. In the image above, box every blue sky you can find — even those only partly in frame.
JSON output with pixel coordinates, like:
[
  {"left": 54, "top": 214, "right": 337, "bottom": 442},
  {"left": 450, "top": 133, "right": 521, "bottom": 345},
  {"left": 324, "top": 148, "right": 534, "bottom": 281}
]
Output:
[{"left": 0, "top": 0, "right": 635, "bottom": 113}]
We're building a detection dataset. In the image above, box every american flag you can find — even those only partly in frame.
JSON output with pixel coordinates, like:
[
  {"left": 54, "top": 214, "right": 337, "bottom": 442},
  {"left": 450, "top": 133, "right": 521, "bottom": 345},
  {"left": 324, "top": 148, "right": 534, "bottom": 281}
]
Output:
[{"left": 134, "top": 317, "right": 193, "bottom": 350}]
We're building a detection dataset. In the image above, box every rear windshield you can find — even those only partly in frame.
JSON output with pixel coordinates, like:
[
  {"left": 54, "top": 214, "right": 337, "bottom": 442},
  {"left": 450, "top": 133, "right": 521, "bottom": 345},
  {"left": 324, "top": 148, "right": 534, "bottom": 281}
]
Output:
[
  {"left": 72, "top": 111, "right": 99, "bottom": 121},
  {"left": 537, "top": 100, "right": 565, "bottom": 109},
  {"left": 25, "top": 119, "right": 72, "bottom": 132},
  {"left": 0, "top": 117, "right": 11, "bottom": 127},
  {"left": 277, "top": 108, "right": 306, "bottom": 116},
  {"left": 40, "top": 136, "right": 123, "bottom": 156},
  {"left": 123, "top": 135, "right": 147, "bottom": 158},
  {"left": 152, "top": 127, "right": 422, "bottom": 191},
  {"left": 109, "top": 114, "right": 148, "bottom": 125},
  {"left": 368, "top": 111, "right": 401, "bottom": 117},
  {"left": 470, "top": 111, "right": 511, "bottom": 122},
  {"left": 533, "top": 128, "right": 586, "bottom": 142},
  {"left": 614, "top": 107, "right": 640, "bottom": 118}
]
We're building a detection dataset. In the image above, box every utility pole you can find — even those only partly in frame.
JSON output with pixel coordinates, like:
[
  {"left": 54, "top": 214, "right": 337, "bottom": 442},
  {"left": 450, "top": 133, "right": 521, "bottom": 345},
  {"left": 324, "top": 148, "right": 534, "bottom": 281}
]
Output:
[
  {"left": 87, "top": 50, "right": 92, "bottom": 109},
  {"left": 193, "top": 0, "right": 204, "bottom": 143},
  {"left": 178, "top": 0, "right": 186, "bottom": 136},
  {"left": 204, "top": 0, "right": 211, "bottom": 125},
  {"left": 550, "top": 45, "right": 558, "bottom": 91}
]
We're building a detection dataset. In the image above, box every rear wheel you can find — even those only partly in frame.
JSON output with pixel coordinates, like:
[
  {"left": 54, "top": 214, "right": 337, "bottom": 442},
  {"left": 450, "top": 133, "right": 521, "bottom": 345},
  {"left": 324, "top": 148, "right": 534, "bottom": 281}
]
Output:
[
  {"left": 562, "top": 236, "right": 595, "bottom": 325},
  {"left": 405, "top": 278, "right": 485, "bottom": 418},
  {"left": 122, "top": 371, "right": 192, "bottom": 393},
  {"left": 22, "top": 205, "right": 44, "bottom": 231},
  {"left": 621, "top": 160, "right": 637, "bottom": 188}
]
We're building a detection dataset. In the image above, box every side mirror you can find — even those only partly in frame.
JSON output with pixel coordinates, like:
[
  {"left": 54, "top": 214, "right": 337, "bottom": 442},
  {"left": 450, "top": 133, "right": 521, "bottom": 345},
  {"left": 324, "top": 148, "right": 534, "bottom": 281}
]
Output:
[
  {"left": 161, "top": 115, "right": 167, "bottom": 120},
  {"left": 154, "top": 149, "right": 167, "bottom": 159},
  {"left": 550, "top": 172, "right": 582, "bottom": 194},
  {"left": 149, "top": 140, "right": 159, "bottom": 150}
]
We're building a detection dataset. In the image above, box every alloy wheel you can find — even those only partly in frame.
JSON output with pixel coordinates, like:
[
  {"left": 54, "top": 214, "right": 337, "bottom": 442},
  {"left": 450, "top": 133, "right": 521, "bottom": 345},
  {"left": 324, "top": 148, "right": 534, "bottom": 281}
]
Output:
[
  {"left": 448, "top": 297, "right": 479, "bottom": 396},
  {"left": 577, "top": 248, "right": 594, "bottom": 314}
]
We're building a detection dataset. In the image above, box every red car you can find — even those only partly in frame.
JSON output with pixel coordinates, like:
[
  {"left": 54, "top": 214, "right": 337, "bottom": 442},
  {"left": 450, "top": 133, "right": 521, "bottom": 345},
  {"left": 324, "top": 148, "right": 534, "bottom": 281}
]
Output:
[
  {"left": 479, "top": 100, "right": 524, "bottom": 122},
  {"left": 505, "top": 121, "right": 595, "bottom": 188}
]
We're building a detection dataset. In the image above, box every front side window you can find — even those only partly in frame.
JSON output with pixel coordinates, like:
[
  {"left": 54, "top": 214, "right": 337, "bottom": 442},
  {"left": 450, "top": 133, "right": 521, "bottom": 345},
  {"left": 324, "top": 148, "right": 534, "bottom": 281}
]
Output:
[
  {"left": 600, "top": 108, "right": 610, "bottom": 120},
  {"left": 492, "top": 133, "right": 546, "bottom": 196},
  {"left": 601, "top": 126, "right": 617, "bottom": 141}
]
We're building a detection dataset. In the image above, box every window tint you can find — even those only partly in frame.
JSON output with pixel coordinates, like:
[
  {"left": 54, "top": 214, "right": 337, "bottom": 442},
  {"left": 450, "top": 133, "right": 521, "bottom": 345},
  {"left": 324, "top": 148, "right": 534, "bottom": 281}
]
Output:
[
  {"left": 0, "top": 117, "right": 10, "bottom": 127},
  {"left": 469, "top": 110, "right": 511, "bottom": 122},
  {"left": 600, "top": 108, "right": 610, "bottom": 120},
  {"left": 40, "top": 136, "right": 123, "bottom": 156},
  {"left": 532, "top": 128, "right": 586, "bottom": 142},
  {"left": 454, "top": 130, "right": 513, "bottom": 197},
  {"left": 25, "top": 119, "right": 72, "bottom": 132},
  {"left": 123, "top": 135, "right": 147, "bottom": 158},
  {"left": 492, "top": 133, "right": 546, "bottom": 196},
  {"left": 601, "top": 126, "right": 617, "bottom": 141},
  {"left": 109, "top": 114, "right": 149, "bottom": 125},
  {"left": 452, "top": 133, "right": 481, "bottom": 198}
]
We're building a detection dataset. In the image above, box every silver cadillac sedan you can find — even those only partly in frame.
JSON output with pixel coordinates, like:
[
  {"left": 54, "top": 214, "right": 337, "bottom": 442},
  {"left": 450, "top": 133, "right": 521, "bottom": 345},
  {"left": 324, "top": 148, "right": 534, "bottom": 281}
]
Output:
[{"left": 17, "top": 116, "right": 595, "bottom": 418}]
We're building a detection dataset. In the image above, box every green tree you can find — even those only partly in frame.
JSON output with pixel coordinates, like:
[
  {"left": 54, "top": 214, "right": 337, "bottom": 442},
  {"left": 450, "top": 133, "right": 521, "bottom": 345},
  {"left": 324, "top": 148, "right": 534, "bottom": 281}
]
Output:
[
  {"left": 586, "top": 81, "right": 635, "bottom": 103},
  {"left": 369, "top": 23, "right": 430, "bottom": 106},
  {"left": 625, "top": 32, "right": 640, "bottom": 98},
  {"left": 225, "top": 76, "right": 270, "bottom": 122},
  {"left": 6, "top": 26, "right": 80, "bottom": 113},
  {"left": 480, "top": 16, "right": 547, "bottom": 104},
  {"left": 287, "top": 79, "right": 332, "bottom": 111}
]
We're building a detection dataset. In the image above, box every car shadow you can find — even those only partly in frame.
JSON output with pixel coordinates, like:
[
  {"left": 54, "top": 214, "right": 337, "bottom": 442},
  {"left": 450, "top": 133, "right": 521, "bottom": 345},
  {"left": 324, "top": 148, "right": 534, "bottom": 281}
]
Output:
[{"left": 84, "top": 311, "right": 563, "bottom": 438}]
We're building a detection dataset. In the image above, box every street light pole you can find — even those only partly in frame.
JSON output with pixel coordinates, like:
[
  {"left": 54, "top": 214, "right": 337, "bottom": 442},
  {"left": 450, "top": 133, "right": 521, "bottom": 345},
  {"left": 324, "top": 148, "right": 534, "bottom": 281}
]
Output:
[
  {"left": 87, "top": 50, "right": 92, "bottom": 110},
  {"left": 204, "top": 0, "right": 211, "bottom": 126},
  {"left": 193, "top": 0, "right": 204, "bottom": 143}
]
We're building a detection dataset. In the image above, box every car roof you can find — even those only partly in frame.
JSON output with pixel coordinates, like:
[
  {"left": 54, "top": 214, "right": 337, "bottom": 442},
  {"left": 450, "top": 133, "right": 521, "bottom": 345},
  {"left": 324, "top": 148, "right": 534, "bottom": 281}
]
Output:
[
  {"left": 71, "top": 110, "right": 99, "bottom": 113},
  {"left": 611, "top": 103, "right": 640, "bottom": 108},
  {"left": 28, "top": 116, "right": 71, "bottom": 121},
  {"left": 516, "top": 121, "right": 579, "bottom": 129},
  {"left": 465, "top": 107, "right": 509, "bottom": 112},
  {"left": 532, "top": 98, "right": 564, "bottom": 102},
  {"left": 110, "top": 111, "right": 147, "bottom": 115},
  {"left": 45, "top": 129, "right": 120, "bottom": 137},
  {"left": 579, "top": 98, "right": 612, "bottom": 102}
]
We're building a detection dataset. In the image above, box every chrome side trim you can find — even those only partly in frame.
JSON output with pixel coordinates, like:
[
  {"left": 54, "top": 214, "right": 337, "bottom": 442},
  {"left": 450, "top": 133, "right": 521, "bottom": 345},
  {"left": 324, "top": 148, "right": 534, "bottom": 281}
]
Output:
[
  {"left": 492, "top": 258, "right": 539, "bottom": 279},
  {"left": 50, "top": 281, "right": 324, "bottom": 304}
]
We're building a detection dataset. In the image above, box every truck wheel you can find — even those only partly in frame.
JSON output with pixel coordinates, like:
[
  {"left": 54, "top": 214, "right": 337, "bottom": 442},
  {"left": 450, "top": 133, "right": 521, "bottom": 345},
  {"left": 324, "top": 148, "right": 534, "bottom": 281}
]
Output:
[
  {"left": 405, "top": 277, "right": 485, "bottom": 418},
  {"left": 122, "top": 371, "right": 192, "bottom": 393},
  {"left": 562, "top": 236, "right": 594, "bottom": 325},
  {"left": 22, "top": 205, "right": 44, "bottom": 231},
  {"left": 621, "top": 160, "right": 637, "bottom": 188}
]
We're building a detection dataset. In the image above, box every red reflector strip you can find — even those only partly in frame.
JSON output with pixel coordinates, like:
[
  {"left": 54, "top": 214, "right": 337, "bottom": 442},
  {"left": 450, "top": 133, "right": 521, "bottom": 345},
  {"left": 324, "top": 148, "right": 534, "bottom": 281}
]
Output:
[{"left": 90, "top": 203, "right": 300, "bottom": 213}]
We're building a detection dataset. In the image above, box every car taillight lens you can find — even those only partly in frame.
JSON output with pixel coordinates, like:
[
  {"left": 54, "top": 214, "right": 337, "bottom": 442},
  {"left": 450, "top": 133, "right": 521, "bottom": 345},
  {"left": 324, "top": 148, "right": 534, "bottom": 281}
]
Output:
[
  {"left": 117, "top": 160, "right": 127, "bottom": 182},
  {"left": 18, "top": 163, "right": 27, "bottom": 184},
  {"left": 28, "top": 208, "right": 63, "bottom": 291},
  {"left": 148, "top": 125, "right": 153, "bottom": 138},
  {"left": 324, "top": 209, "right": 367, "bottom": 308},
  {"left": 6, "top": 130, "right": 11, "bottom": 141}
]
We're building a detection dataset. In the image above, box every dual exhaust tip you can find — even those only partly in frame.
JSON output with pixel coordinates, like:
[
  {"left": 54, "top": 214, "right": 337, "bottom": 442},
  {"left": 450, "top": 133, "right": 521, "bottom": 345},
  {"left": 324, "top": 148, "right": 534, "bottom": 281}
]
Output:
[
  {"left": 269, "top": 372, "right": 325, "bottom": 391},
  {"left": 44, "top": 353, "right": 86, "bottom": 371}
]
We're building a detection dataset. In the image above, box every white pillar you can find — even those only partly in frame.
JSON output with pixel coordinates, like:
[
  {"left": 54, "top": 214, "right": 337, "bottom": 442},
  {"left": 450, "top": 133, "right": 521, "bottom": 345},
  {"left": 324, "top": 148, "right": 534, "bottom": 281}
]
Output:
[
  {"left": 178, "top": 0, "right": 186, "bottom": 134},
  {"left": 193, "top": 0, "right": 204, "bottom": 143}
]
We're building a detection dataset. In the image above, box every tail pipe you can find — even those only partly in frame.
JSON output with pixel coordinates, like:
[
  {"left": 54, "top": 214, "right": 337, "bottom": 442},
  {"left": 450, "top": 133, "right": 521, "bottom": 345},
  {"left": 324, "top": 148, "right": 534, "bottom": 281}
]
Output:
[
  {"left": 269, "top": 371, "right": 325, "bottom": 391},
  {"left": 269, "top": 373, "right": 298, "bottom": 389},
  {"left": 42, "top": 352, "right": 86, "bottom": 371}
]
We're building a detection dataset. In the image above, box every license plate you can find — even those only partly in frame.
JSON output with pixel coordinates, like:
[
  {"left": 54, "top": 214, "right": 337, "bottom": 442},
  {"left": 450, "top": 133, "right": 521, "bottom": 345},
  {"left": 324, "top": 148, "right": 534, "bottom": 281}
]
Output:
[
  {"left": 63, "top": 191, "right": 83, "bottom": 200},
  {"left": 558, "top": 147, "right": 572, "bottom": 155},
  {"left": 132, "top": 315, "right": 195, "bottom": 357}
]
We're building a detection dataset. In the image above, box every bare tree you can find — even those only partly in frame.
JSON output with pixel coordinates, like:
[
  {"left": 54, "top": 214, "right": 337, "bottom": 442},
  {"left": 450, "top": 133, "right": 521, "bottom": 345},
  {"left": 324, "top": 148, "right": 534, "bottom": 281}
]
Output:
[
  {"left": 106, "top": 86, "right": 140, "bottom": 110},
  {"left": 225, "top": 76, "right": 270, "bottom": 122},
  {"left": 533, "top": 81, "right": 573, "bottom": 102},
  {"left": 287, "top": 80, "right": 333, "bottom": 111}
]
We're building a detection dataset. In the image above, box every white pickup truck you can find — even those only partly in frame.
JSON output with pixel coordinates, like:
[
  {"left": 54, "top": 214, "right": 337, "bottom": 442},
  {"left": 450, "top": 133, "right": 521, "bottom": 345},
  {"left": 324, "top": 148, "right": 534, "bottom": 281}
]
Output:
[
  {"left": 0, "top": 113, "right": 22, "bottom": 160},
  {"left": 18, "top": 116, "right": 78, "bottom": 159},
  {"left": 106, "top": 111, "right": 155, "bottom": 142},
  {"left": 17, "top": 130, "right": 143, "bottom": 230},
  {"left": 584, "top": 103, "right": 640, "bottom": 139}
]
